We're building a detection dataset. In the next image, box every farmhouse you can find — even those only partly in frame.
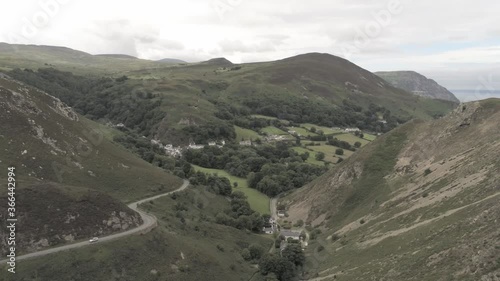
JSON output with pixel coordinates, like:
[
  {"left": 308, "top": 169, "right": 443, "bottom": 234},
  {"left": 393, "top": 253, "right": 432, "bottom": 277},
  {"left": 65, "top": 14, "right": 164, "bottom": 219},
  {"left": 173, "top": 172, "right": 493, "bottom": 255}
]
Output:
[
  {"left": 188, "top": 142, "right": 204, "bottom": 150},
  {"left": 164, "top": 144, "right": 182, "bottom": 157},
  {"left": 344, "top": 127, "right": 360, "bottom": 132},
  {"left": 263, "top": 227, "right": 274, "bottom": 234},
  {"left": 280, "top": 230, "right": 301, "bottom": 240},
  {"left": 239, "top": 140, "right": 252, "bottom": 146}
]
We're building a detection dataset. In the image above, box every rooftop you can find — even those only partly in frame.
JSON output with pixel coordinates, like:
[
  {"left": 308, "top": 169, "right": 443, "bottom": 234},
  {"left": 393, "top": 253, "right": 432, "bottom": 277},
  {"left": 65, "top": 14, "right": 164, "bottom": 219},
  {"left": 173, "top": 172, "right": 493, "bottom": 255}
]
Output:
[{"left": 280, "top": 230, "right": 301, "bottom": 237}]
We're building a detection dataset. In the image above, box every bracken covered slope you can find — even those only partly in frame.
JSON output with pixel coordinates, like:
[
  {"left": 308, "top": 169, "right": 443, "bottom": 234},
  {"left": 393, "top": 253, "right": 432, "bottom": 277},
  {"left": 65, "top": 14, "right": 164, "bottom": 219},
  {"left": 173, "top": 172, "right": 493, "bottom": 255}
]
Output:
[
  {"left": 283, "top": 99, "right": 500, "bottom": 280},
  {"left": 0, "top": 74, "right": 182, "bottom": 255},
  {"left": 0, "top": 74, "right": 182, "bottom": 202}
]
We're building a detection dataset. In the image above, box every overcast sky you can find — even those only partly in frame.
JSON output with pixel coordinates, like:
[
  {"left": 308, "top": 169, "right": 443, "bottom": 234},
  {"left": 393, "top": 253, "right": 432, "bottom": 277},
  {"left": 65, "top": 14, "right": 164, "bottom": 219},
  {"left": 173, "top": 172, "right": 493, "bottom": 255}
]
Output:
[{"left": 1, "top": 0, "right": 499, "bottom": 101}]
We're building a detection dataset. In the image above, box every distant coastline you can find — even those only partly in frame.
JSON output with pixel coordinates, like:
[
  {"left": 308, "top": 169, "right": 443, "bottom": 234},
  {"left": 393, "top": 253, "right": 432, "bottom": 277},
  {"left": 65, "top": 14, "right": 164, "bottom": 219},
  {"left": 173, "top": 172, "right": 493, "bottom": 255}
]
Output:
[{"left": 450, "top": 89, "right": 500, "bottom": 102}]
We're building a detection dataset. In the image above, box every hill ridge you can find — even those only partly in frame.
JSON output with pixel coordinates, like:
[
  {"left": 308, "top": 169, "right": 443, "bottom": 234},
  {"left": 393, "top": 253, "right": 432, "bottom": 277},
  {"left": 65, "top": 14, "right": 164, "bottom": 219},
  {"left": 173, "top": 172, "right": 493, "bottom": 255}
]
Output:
[{"left": 376, "top": 70, "right": 460, "bottom": 103}]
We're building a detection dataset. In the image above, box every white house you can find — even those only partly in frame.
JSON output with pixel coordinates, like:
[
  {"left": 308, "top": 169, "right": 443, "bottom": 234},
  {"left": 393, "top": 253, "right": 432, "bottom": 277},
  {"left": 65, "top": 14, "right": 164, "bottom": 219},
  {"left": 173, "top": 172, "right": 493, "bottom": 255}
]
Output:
[
  {"left": 239, "top": 140, "right": 252, "bottom": 146},
  {"left": 188, "top": 142, "right": 204, "bottom": 150},
  {"left": 344, "top": 127, "right": 360, "bottom": 132}
]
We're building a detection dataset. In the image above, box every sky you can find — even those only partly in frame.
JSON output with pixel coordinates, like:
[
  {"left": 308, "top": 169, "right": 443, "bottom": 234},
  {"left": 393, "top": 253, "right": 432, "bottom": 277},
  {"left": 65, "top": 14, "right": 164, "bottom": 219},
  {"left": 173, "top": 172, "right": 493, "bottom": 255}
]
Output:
[{"left": 1, "top": 0, "right": 499, "bottom": 101}]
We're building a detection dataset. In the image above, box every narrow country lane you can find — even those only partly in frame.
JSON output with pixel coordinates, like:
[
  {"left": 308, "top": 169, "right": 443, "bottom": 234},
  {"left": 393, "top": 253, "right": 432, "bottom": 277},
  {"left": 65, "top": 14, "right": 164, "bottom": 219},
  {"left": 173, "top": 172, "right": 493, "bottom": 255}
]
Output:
[{"left": 1, "top": 180, "right": 189, "bottom": 264}]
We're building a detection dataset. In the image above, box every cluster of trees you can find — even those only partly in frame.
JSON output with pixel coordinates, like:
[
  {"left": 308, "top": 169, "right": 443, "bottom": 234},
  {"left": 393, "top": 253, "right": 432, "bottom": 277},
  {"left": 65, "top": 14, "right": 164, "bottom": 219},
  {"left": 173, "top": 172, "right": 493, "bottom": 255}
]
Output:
[
  {"left": 189, "top": 172, "right": 232, "bottom": 196},
  {"left": 248, "top": 162, "right": 326, "bottom": 196},
  {"left": 10, "top": 68, "right": 165, "bottom": 136},
  {"left": 215, "top": 191, "right": 265, "bottom": 231},
  {"left": 184, "top": 143, "right": 326, "bottom": 196},
  {"left": 241, "top": 244, "right": 265, "bottom": 262},
  {"left": 237, "top": 92, "right": 400, "bottom": 133},
  {"left": 113, "top": 133, "right": 194, "bottom": 178},
  {"left": 258, "top": 244, "right": 305, "bottom": 281},
  {"left": 182, "top": 121, "right": 236, "bottom": 144}
]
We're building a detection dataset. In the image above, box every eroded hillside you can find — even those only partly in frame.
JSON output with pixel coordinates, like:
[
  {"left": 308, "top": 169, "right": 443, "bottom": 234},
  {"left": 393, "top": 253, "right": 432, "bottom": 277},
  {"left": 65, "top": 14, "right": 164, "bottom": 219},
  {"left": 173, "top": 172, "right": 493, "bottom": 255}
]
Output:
[{"left": 283, "top": 99, "right": 500, "bottom": 280}]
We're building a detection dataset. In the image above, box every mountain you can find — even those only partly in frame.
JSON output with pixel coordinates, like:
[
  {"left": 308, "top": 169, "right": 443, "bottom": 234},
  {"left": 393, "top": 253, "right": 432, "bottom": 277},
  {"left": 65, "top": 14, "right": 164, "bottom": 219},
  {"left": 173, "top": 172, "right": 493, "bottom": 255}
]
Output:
[
  {"left": 0, "top": 73, "right": 275, "bottom": 281},
  {"left": 156, "top": 58, "right": 188, "bottom": 64},
  {"left": 0, "top": 74, "right": 182, "bottom": 254},
  {"left": 2, "top": 45, "right": 458, "bottom": 146},
  {"left": 95, "top": 54, "right": 138, "bottom": 59},
  {"left": 0, "top": 74, "right": 182, "bottom": 201},
  {"left": 121, "top": 52, "right": 456, "bottom": 143},
  {"left": 202, "top": 57, "right": 233, "bottom": 66},
  {"left": 0, "top": 43, "right": 161, "bottom": 74},
  {"left": 376, "top": 71, "right": 460, "bottom": 103},
  {"left": 281, "top": 98, "right": 500, "bottom": 280}
]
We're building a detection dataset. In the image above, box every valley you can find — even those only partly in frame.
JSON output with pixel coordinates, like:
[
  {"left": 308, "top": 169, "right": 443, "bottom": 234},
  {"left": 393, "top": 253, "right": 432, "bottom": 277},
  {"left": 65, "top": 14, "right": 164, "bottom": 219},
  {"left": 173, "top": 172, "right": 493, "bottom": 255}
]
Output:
[
  {"left": 0, "top": 42, "right": 497, "bottom": 281},
  {"left": 280, "top": 99, "right": 500, "bottom": 280}
]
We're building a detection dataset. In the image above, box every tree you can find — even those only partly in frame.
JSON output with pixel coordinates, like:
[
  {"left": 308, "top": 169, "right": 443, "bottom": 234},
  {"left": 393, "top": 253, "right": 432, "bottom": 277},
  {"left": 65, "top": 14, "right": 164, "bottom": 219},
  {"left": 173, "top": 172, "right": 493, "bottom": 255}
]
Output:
[
  {"left": 300, "top": 152, "right": 309, "bottom": 161},
  {"left": 282, "top": 244, "right": 305, "bottom": 266},
  {"left": 241, "top": 248, "right": 251, "bottom": 261},
  {"left": 310, "top": 126, "right": 316, "bottom": 133},
  {"left": 259, "top": 254, "right": 296, "bottom": 281},
  {"left": 335, "top": 148, "right": 344, "bottom": 155},
  {"left": 354, "top": 141, "right": 362, "bottom": 148},
  {"left": 248, "top": 244, "right": 265, "bottom": 260},
  {"left": 315, "top": 152, "right": 325, "bottom": 161}
]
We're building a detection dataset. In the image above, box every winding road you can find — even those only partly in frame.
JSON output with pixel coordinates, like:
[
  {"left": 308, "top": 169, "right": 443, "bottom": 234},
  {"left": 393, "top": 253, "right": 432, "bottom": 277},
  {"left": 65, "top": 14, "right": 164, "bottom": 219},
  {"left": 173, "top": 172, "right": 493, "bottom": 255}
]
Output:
[{"left": 1, "top": 180, "right": 189, "bottom": 264}]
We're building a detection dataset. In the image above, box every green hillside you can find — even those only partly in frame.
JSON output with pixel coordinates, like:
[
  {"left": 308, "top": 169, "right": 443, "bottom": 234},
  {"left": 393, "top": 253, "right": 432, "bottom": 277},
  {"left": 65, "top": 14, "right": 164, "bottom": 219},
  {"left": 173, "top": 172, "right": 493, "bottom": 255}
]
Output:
[
  {"left": 2, "top": 44, "right": 457, "bottom": 149},
  {"left": 0, "top": 75, "right": 183, "bottom": 202},
  {"left": 0, "top": 186, "right": 272, "bottom": 281},
  {"left": 281, "top": 99, "right": 500, "bottom": 280}
]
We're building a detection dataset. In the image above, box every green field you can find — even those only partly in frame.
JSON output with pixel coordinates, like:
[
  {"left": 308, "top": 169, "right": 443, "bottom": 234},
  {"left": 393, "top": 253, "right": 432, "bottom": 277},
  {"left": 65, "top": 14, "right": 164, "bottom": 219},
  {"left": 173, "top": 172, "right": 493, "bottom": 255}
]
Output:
[
  {"left": 301, "top": 123, "right": 343, "bottom": 135},
  {"left": 310, "top": 144, "right": 354, "bottom": 159},
  {"left": 288, "top": 126, "right": 318, "bottom": 137},
  {"left": 292, "top": 147, "right": 326, "bottom": 166},
  {"left": 260, "top": 126, "right": 290, "bottom": 136},
  {"left": 234, "top": 125, "right": 261, "bottom": 141},
  {"left": 335, "top": 133, "right": 371, "bottom": 146},
  {"left": 363, "top": 133, "right": 378, "bottom": 141},
  {"left": 8, "top": 186, "right": 272, "bottom": 281},
  {"left": 250, "top": 114, "right": 279, "bottom": 120},
  {"left": 192, "top": 165, "right": 270, "bottom": 214}
]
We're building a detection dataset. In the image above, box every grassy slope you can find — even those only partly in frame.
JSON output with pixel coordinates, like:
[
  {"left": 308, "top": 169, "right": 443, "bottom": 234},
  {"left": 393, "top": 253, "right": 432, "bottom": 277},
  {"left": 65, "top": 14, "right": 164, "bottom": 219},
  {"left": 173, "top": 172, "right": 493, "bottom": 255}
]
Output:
[
  {"left": 260, "top": 126, "right": 289, "bottom": 136},
  {"left": 234, "top": 125, "right": 261, "bottom": 141},
  {"left": 292, "top": 147, "right": 327, "bottom": 166},
  {"left": 0, "top": 76, "right": 182, "bottom": 203},
  {"left": 335, "top": 133, "right": 371, "bottom": 146},
  {"left": 1, "top": 186, "right": 272, "bottom": 281},
  {"left": 282, "top": 100, "right": 500, "bottom": 280},
  {"left": 287, "top": 126, "right": 319, "bottom": 137},
  {"left": 301, "top": 123, "right": 343, "bottom": 135},
  {"left": 0, "top": 43, "right": 168, "bottom": 75},
  {"left": 192, "top": 165, "right": 270, "bottom": 215},
  {"left": 1, "top": 45, "right": 455, "bottom": 146},
  {"left": 0, "top": 183, "right": 141, "bottom": 256}
]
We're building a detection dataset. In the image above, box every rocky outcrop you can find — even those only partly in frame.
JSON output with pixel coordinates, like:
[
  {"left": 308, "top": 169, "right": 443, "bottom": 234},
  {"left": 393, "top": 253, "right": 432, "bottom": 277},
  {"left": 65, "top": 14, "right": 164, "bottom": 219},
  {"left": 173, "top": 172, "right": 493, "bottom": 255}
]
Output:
[{"left": 0, "top": 184, "right": 143, "bottom": 256}]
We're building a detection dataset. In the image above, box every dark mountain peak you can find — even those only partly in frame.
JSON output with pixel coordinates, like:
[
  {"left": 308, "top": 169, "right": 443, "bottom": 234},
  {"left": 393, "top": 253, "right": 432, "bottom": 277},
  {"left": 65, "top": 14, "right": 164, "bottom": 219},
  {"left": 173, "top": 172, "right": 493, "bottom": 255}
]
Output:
[
  {"left": 95, "top": 54, "right": 138, "bottom": 59},
  {"left": 203, "top": 57, "right": 233, "bottom": 66},
  {"left": 156, "top": 58, "right": 187, "bottom": 64}
]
